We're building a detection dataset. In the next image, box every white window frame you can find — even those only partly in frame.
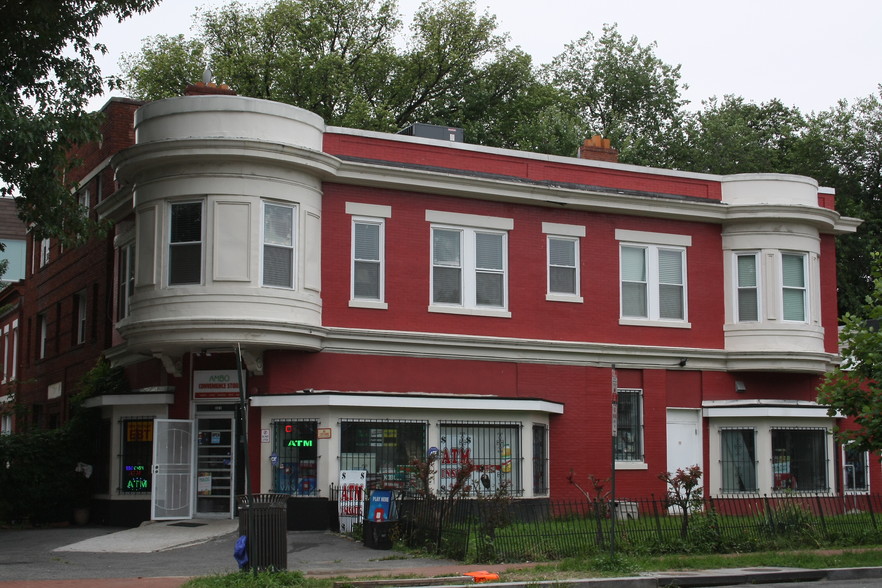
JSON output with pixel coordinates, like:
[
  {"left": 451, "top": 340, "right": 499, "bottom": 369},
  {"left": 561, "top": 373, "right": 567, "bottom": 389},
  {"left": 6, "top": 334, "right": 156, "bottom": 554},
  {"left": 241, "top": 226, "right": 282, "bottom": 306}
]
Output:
[
  {"left": 781, "top": 252, "right": 808, "bottom": 323},
  {"left": 38, "top": 313, "right": 47, "bottom": 359},
  {"left": 0, "top": 411, "right": 11, "bottom": 435},
  {"left": 261, "top": 201, "right": 297, "bottom": 289},
  {"left": 735, "top": 252, "right": 760, "bottom": 323},
  {"left": 1, "top": 325, "right": 8, "bottom": 383},
  {"left": 78, "top": 188, "right": 90, "bottom": 215},
  {"left": 843, "top": 445, "right": 870, "bottom": 494},
  {"left": 168, "top": 201, "right": 204, "bottom": 286},
  {"left": 39, "top": 238, "right": 51, "bottom": 268},
  {"left": 426, "top": 210, "right": 512, "bottom": 318},
  {"left": 75, "top": 291, "right": 87, "bottom": 345},
  {"left": 543, "top": 222, "right": 584, "bottom": 303},
  {"left": 615, "top": 388, "right": 646, "bottom": 468},
  {"left": 347, "top": 202, "right": 391, "bottom": 309},
  {"left": 118, "top": 241, "right": 135, "bottom": 320},
  {"left": 616, "top": 230, "right": 691, "bottom": 327}
]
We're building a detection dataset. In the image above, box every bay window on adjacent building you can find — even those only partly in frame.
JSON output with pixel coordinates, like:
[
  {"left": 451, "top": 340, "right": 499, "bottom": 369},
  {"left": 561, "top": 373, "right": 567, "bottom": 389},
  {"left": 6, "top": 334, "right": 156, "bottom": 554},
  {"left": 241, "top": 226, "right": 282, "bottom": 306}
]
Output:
[
  {"left": 616, "top": 230, "right": 690, "bottom": 325},
  {"left": 781, "top": 252, "right": 808, "bottom": 322},
  {"left": 271, "top": 420, "right": 319, "bottom": 495},
  {"left": 262, "top": 202, "right": 296, "bottom": 288},
  {"left": 615, "top": 389, "right": 644, "bottom": 463},
  {"left": 771, "top": 427, "right": 828, "bottom": 491},
  {"left": 427, "top": 210, "right": 512, "bottom": 316},
  {"left": 169, "top": 201, "right": 203, "bottom": 285},
  {"left": 735, "top": 253, "right": 759, "bottom": 322},
  {"left": 720, "top": 428, "right": 757, "bottom": 492}
]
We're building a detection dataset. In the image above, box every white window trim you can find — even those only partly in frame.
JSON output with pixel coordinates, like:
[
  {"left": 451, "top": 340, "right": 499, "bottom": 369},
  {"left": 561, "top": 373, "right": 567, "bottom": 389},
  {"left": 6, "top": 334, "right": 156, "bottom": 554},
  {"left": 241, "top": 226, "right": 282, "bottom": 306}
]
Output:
[
  {"left": 260, "top": 201, "right": 297, "bottom": 290},
  {"left": 618, "top": 243, "right": 690, "bottom": 327},
  {"left": 543, "top": 222, "right": 584, "bottom": 303},
  {"left": 118, "top": 241, "right": 135, "bottom": 320},
  {"left": 39, "top": 238, "right": 51, "bottom": 268},
  {"left": 168, "top": 200, "right": 204, "bottom": 286},
  {"left": 1, "top": 325, "right": 8, "bottom": 384},
  {"left": 843, "top": 445, "right": 870, "bottom": 494},
  {"left": 427, "top": 210, "right": 512, "bottom": 318},
  {"left": 38, "top": 314, "right": 47, "bottom": 359},
  {"left": 347, "top": 202, "right": 391, "bottom": 310},
  {"left": 735, "top": 251, "right": 761, "bottom": 323},
  {"left": 75, "top": 291, "right": 87, "bottom": 344},
  {"left": 781, "top": 251, "right": 809, "bottom": 323}
]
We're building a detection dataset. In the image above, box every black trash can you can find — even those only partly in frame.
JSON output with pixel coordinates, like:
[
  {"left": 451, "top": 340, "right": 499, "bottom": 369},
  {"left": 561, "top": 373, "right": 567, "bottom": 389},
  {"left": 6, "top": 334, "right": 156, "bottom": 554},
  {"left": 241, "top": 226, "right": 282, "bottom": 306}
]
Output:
[
  {"left": 363, "top": 519, "right": 397, "bottom": 549},
  {"left": 237, "top": 494, "right": 288, "bottom": 571}
]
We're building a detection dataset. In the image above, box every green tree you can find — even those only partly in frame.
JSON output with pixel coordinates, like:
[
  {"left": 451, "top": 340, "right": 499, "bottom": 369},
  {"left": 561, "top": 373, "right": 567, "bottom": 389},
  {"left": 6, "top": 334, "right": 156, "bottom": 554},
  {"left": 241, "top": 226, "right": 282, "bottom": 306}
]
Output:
[
  {"left": 818, "top": 251, "right": 882, "bottom": 452},
  {"left": 544, "top": 23, "right": 688, "bottom": 165},
  {"left": 0, "top": 0, "right": 161, "bottom": 242},
  {"left": 116, "top": 34, "right": 206, "bottom": 101}
]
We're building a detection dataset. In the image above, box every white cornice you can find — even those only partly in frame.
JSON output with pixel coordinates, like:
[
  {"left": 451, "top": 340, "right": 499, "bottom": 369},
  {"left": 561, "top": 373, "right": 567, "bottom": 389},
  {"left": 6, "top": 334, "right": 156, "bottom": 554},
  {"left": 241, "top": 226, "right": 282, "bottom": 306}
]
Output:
[{"left": 83, "top": 393, "right": 174, "bottom": 407}]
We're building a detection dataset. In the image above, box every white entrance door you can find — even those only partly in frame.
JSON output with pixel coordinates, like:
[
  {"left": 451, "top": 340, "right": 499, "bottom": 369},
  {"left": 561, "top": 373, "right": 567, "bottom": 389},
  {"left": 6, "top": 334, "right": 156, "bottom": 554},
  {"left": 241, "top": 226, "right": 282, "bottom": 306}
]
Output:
[
  {"left": 666, "top": 408, "right": 702, "bottom": 476},
  {"left": 152, "top": 419, "right": 195, "bottom": 520}
]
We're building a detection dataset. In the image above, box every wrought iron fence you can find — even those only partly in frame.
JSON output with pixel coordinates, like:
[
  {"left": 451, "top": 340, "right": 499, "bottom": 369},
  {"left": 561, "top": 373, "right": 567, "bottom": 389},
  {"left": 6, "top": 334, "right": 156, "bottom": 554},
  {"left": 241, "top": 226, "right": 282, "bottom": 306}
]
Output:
[{"left": 392, "top": 493, "right": 882, "bottom": 562}]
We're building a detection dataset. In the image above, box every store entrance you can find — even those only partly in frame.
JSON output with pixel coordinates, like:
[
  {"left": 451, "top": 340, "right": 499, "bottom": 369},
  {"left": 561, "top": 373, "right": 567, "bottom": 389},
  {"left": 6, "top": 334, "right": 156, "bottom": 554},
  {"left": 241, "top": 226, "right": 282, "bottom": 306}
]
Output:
[{"left": 195, "top": 407, "right": 237, "bottom": 517}]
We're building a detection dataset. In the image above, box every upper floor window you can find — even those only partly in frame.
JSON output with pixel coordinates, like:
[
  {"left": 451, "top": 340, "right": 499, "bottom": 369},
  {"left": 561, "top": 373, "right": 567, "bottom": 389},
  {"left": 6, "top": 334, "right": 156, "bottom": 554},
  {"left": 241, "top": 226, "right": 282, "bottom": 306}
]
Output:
[
  {"left": 169, "top": 202, "right": 202, "bottom": 285},
  {"left": 77, "top": 188, "right": 90, "bottom": 215},
  {"left": 37, "top": 313, "right": 48, "bottom": 359},
  {"left": 347, "top": 202, "right": 391, "bottom": 309},
  {"left": 262, "top": 202, "right": 296, "bottom": 289},
  {"left": 427, "top": 210, "right": 512, "bottom": 316},
  {"left": 74, "top": 291, "right": 87, "bottom": 345},
  {"left": 39, "top": 238, "right": 51, "bottom": 267},
  {"left": 118, "top": 242, "right": 135, "bottom": 320},
  {"left": 781, "top": 253, "right": 807, "bottom": 322},
  {"left": 617, "top": 230, "right": 690, "bottom": 326},
  {"left": 736, "top": 252, "right": 759, "bottom": 322},
  {"left": 543, "top": 222, "right": 584, "bottom": 302}
]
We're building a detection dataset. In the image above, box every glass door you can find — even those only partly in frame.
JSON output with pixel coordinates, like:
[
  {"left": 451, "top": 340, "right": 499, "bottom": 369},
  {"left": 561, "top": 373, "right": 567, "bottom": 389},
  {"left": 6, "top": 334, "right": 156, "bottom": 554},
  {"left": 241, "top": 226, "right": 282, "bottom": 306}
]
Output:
[{"left": 196, "top": 414, "right": 235, "bottom": 517}]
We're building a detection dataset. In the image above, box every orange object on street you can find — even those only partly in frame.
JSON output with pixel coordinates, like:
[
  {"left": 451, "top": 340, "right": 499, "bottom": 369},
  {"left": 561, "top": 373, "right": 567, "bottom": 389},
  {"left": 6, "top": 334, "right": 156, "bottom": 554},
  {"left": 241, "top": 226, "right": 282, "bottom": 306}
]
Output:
[{"left": 462, "top": 571, "right": 500, "bottom": 583}]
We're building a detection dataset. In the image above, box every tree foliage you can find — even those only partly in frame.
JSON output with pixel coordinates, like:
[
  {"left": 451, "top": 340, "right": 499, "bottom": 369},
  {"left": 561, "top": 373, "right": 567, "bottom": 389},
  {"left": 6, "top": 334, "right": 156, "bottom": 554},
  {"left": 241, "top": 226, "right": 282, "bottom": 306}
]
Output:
[
  {"left": 818, "top": 251, "right": 882, "bottom": 452},
  {"left": 0, "top": 0, "right": 160, "bottom": 242}
]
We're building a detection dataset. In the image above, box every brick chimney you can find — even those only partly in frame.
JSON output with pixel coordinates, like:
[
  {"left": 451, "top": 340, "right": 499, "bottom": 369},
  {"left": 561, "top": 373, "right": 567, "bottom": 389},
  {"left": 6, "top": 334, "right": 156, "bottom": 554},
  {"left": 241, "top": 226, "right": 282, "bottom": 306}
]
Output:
[{"left": 578, "top": 135, "right": 618, "bottom": 163}]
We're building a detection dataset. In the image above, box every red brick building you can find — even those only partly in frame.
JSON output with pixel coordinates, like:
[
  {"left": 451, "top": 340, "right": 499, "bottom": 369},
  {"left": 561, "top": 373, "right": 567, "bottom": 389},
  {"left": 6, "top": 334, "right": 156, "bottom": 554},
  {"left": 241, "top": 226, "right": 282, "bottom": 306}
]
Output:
[{"left": 1, "top": 93, "right": 866, "bottom": 527}]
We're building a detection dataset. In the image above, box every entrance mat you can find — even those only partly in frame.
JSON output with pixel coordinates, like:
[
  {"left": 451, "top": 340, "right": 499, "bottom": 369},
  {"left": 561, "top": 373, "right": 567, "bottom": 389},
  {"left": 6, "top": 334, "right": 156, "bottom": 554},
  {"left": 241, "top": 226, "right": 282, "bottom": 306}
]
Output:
[{"left": 168, "top": 522, "right": 207, "bottom": 527}]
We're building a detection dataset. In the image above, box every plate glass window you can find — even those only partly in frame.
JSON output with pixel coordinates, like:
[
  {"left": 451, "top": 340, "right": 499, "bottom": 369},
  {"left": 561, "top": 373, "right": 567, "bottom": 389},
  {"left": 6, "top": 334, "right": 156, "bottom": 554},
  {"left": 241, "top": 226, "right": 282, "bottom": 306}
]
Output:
[
  {"left": 263, "top": 203, "right": 295, "bottom": 288},
  {"left": 169, "top": 202, "right": 202, "bottom": 285},
  {"left": 771, "top": 428, "right": 827, "bottom": 491}
]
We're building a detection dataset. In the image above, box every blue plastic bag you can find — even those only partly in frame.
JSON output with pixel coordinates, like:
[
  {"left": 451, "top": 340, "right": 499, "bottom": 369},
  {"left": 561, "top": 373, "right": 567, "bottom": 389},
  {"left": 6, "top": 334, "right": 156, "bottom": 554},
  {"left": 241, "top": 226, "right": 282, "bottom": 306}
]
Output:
[{"left": 234, "top": 535, "right": 249, "bottom": 569}]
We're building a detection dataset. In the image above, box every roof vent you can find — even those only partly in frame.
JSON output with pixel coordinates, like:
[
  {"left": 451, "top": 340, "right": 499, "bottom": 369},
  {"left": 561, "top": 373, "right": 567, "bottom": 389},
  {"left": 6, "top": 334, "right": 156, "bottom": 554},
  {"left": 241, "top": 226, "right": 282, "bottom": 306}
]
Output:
[{"left": 398, "top": 123, "right": 464, "bottom": 142}]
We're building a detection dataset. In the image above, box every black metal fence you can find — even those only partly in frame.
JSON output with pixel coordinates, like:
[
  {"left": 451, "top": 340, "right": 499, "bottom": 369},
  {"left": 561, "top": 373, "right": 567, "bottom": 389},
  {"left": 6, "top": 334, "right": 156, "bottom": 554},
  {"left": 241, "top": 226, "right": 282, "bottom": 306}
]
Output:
[{"left": 392, "top": 493, "right": 882, "bottom": 562}]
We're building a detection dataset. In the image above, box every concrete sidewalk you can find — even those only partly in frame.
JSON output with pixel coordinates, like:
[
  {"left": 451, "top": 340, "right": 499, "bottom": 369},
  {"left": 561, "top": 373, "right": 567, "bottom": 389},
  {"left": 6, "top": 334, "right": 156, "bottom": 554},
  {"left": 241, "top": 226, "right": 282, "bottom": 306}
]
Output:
[{"left": 3, "top": 522, "right": 882, "bottom": 588}]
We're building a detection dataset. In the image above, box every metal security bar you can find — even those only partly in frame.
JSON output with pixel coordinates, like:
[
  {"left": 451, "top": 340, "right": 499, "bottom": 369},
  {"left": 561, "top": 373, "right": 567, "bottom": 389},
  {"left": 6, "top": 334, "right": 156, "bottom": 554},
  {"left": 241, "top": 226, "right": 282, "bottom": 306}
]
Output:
[
  {"left": 118, "top": 417, "right": 153, "bottom": 494},
  {"left": 438, "top": 421, "right": 523, "bottom": 496},
  {"left": 339, "top": 420, "right": 427, "bottom": 490},
  {"left": 270, "top": 419, "right": 318, "bottom": 495}
]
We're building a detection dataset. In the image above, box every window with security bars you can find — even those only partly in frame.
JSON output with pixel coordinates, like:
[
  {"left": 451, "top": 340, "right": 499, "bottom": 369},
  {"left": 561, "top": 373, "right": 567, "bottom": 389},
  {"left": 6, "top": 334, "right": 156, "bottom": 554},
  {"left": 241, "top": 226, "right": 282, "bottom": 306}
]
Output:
[
  {"left": 169, "top": 202, "right": 202, "bottom": 285},
  {"left": 736, "top": 253, "right": 759, "bottom": 322},
  {"left": 615, "top": 389, "right": 643, "bottom": 462},
  {"left": 271, "top": 420, "right": 318, "bottom": 495},
  {"left": 532, "top": 424, "right": 548, "bottom": 495},
  {"left": 621, "top": 245, "right": 686, "bottom": 321},
  {"left": 119, "top": 418, "right": 153, "bottom": 493},
  {"left": 720, "top": 428, "right": 757, "bottom": 492},
  {"left": 844, "top": 446, "right": 869, "bottom": 492},
  {"left": 771, "top": 428, "right": 828, "bottom": 491},
  {"left": 548, "top": 237, "right": 578, "bottom": 296},
  {"left": 340, "top": 420, "right": 426, "bottom": 490},
  {"left": 439, "top": 422, "right": 522, "bottom": 496},
  {"left": 263, "top": 202, "right": 296, "bottom": 288},
  {"left": 782, "top": 253, "right": 807, "bottom": 322},
  {"left": 352, "top": 220, "right": 383, "bottom": 300}
]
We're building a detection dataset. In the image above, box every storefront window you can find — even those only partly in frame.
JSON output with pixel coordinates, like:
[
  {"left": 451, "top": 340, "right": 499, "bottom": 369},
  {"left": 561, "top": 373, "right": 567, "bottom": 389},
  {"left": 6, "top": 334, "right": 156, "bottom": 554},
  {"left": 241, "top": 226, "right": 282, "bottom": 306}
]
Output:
[
  {"left": 439, "top": 421, "right": 521, "bottom": 496},
  {"left": 120, "top": 418, "right": 153, "bottom": 494},
  {"left": 532, "top": 424, "right": 548, "bottom": 495},
  {"left": 340, "top": 420, "right": 427, "bottom": 490},
  {"left": 771, "top": 428, "right": 828, "bottom": 491},
  {"left": 272, "top": 420, "right": 318, "bottom": 495}
]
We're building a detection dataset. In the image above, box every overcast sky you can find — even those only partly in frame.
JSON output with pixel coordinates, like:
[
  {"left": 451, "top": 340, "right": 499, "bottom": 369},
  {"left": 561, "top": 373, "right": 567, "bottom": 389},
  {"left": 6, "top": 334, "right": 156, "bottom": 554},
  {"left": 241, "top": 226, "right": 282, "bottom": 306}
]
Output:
[{"left": 91, "top": 0, "right": 881, "bottom": 114}]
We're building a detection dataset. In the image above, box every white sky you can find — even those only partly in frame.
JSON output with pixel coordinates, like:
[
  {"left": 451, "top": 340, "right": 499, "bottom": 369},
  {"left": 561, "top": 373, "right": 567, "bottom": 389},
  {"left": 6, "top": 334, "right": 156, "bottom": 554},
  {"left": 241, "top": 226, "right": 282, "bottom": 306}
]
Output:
[{"left": 91, "top": 0, "right": 882, "bottom": 114}]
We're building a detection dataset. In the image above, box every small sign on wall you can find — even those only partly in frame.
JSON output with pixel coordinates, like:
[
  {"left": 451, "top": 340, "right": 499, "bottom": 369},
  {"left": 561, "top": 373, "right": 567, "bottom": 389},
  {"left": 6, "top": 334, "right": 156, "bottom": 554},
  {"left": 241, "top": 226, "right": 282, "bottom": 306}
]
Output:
[
  {"left": 261, "top": 429, "right": 270, "bottom": 443},
  {"left": 318, "top": 428, "right": 332, "bottom": 439},
  {"left": 193, "top": 370, "right": 242, "bottom": 400}
]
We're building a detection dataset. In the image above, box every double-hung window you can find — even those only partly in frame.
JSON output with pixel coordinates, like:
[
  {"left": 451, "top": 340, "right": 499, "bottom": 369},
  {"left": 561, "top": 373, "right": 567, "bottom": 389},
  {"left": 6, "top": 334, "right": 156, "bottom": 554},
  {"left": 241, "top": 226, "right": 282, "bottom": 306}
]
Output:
[
  {"left": 169, "top": 202, "right": 203, "bottom": 285},
  {"left": 347, "top": 202, "right": 390, "bottom": 309},
  {"left": 543, "top": 222, "right": 584, "bottom": 302},
  {"left": 615, "top": 389, "right": 643, "bottom": 463},
  {"left": 617, "top": 230, "right": 690, "bottom": 325},
  {"left": 735, "top": 253, "right": 759, "bottom": 322},
  {"left": 781, "top": 252, "right": 807, "bottom": 322},
  {"left": 427, "top": 210, "right": 512, "bottom": 316},
  {"left": 262, "top": 202, "right": 296, "bottom": 288},
  {"left": 118, "top": 242, "right": 135, "bottom": 320}
]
